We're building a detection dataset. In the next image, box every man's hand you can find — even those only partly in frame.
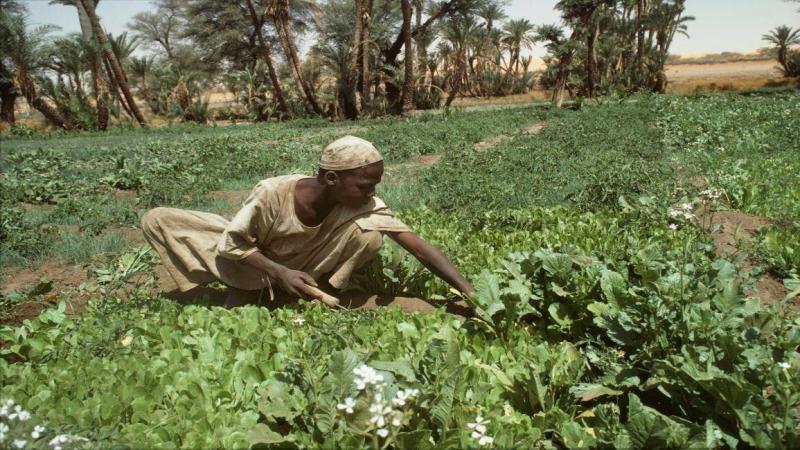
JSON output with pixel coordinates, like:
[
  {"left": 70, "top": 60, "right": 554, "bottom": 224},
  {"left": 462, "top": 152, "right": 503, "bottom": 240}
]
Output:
[
  {"left": 276, "top": 268, "right": 320, "bottom": 300},
  {"left": 242, "top": 252, "right": 323, "bottom": 300},
  {"left": 387, "top": 231, "right": 474, "bottom": 296}
]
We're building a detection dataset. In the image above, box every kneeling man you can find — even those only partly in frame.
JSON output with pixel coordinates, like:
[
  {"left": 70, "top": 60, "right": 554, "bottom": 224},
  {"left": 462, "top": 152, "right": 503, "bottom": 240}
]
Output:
[{"left": 141, "top": 135, "right": 473, "bottom": 302}]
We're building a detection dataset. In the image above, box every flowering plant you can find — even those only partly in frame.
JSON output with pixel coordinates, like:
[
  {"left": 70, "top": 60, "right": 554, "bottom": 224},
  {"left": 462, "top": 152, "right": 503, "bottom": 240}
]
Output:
[{"left": 0, "top": 399, "right": 86, "bottom": 450}]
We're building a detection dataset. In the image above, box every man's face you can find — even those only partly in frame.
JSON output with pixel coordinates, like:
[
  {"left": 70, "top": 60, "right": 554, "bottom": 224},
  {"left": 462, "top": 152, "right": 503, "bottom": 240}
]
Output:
[{"left": 331, "top": 161, "right": 384, "bottom": 207}]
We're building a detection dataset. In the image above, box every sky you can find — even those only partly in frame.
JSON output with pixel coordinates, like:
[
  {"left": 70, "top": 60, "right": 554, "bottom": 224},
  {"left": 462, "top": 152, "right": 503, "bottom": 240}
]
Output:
[{"left": 23, "top": 0, "right": 800, "bottom": 58}]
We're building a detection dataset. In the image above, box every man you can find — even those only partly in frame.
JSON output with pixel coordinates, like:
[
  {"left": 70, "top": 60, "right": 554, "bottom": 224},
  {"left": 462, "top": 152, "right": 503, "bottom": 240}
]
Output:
[{"left": 141, "top": 135, "right": 474, "bottom": 304}]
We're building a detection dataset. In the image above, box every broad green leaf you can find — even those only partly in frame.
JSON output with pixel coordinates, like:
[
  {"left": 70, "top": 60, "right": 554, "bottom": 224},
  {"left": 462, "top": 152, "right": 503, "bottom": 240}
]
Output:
[
  {"left": 559, "top": 420, "right": 597, "bottom": 449},
  {"left": 248, "top": 423, "right": 287, "bottom": 445},
  {"left": 371, "top": 359, "right": 417, "bottom": 382},
  {"left": 600, "top": 269, "right": 627, "bottom": 307},
  {"left": 570, "top": 384, "right": 623, "bottom": 402}
]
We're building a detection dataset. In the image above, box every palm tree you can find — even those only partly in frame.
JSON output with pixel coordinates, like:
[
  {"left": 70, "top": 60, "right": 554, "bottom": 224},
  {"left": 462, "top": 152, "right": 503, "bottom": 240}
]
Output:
[
  {"left": 478, "top": 1, "right": 507, "bottom": 33},
  {"left": 441, "top": 14, "right": 480, "bottom": 107},
  {"left": 763, "top": 25, "right": 800, "bottom": 76},
  {"left": 42, "top": 34, "right": 88, "bottom": 103},
  {"left": 400, "top": 0, "right": 415, "bottom": 115},
  {"left": 78, "top": 0, "right": 146, "bottom": 126},
  {"left": 556, "top": 0, "right": 613, "bottom": 98},
  {"left": 49, "top": 0, "right": 113, "bottom": 127},
  {"left": 500, "top": 19, "right": 536, "bottom": 88},
  {"left": 0, "top": 12, "right": 76, "bottom": 129},
  {"left": 0, "top": 0, "right": 26, "bottom": 124},
  {"left": 266, "top": 0, "right": 323, "bottom": 115},
  {"left": 243, "top": 0, "right": 289, "bottom": 115},
  {"left": 128, "top": 55, "right": 156, "bottom": 113},
  {"left": 537, "top": 24, "right": 579, "bottom": 108}
]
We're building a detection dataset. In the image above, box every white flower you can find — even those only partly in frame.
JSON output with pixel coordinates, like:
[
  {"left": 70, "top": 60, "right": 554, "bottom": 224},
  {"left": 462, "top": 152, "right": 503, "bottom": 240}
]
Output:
[
  {"left": 391, "top": 414, "right": 402, "bottom": 427},
  {"left": 669, "top": 209, "right": 681, "bottom": 218},
  {"left": 31, "top": 425, "right": 45, "bottom": 439},
  {"left": 12, "top": 439, "right": 26, "bottom": 449},
  {"left": 353, "top": 364, "right": 384, "bottom": 390},
  {"left": 0, "top": 423, "right": 8, "bottom": 433},
  {"left": 392, "top": 388, "right": 419, "bottom": 407},
  {"left": 681, "top": 203, "right": 693, "bottom": 211},
  {"left": 468, "top": 415, "right": 493, "bottom": 446},
  {"left": 291, "top": 316, "right": 305, "bottom": 325},
  {"left": 376, "top": 428, "right": 389, "bottom": 438},
  {"left": 336, "top": 397, "right": 356, "bottom": 414},
  {"left": 467, "top": 416, "right": 489, "bottom": 430},
  {"left": 778, "top": 362, "right": 791, "bottom": 369},
  {"left": 0, "top": 400, "right": 14, "bottom": 418},
  {"left": 370, "top": 414, "right": 386, "bottom": 428},
  {"left": 8, "top": 406, "right": 31, "bottom": 422},
  {"left": 669, "top": 223, "right": 678, "bottom": 230},
  {"left": 49, "top": 434, "right": 70, "bottom": 449},
  {"left": 48, "top": 435, "right": 69, "bottom": 445}
]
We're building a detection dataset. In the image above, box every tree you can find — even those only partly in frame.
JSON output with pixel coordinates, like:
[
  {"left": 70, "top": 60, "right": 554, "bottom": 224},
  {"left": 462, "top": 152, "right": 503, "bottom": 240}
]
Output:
[
  {"left": 537, "top": 24, "right": 580, "bottom": 108},
  {"left": 0, "top": 11, "right": 76, "bottom": 129},
  {"left": 400, "top": 0, "right": 415, "bottom": 114},
  {"left": 440, "top": 14, "right": 480, "bottom": 107},
  {"left": 128, "top": 55, "right": 156, "bottom": 112},
  {"left": 266, "top": 0, "right": 323, "bottom": 115},
  {"left": 556, "top": 0, "right": 614, "bottom": 98},
  {"left": 381, "top": 0, "right": 473, "bottom": 110},
  {"left": 78, "top": 0, "right": 147, "bottom": 126},
  {"left": 243, "top": 0, "right": 290, "bottom": 114},
  {"left": 0, "top": 0, "right": 26, "bottom": 124},
  {"left": 128, "top": 0, "right": 182, "bottom": 58},
  {"left": 763, "top": 25, "right": 800, "bottom": 77},
  {"left": 499, "top": 18, "right": 536, "bottom": 91}
]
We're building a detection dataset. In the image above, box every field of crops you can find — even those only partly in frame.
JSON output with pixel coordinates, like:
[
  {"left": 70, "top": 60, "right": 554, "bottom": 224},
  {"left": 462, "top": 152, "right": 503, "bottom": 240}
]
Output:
[{"left": 1, "top": 89, "right": 799, "bottom": 448}]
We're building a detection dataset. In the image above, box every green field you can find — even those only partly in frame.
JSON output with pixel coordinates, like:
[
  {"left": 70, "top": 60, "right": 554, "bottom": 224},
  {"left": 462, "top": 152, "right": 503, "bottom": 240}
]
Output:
[{"left": 1, "top": 90, "right": 799, "bottom": 448}]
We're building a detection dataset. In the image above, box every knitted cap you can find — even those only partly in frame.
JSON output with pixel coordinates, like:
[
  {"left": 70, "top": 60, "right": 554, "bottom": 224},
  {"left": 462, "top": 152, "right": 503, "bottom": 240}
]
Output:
[{"left": 320, "top": 136, "right": 383, "bottom": 171}]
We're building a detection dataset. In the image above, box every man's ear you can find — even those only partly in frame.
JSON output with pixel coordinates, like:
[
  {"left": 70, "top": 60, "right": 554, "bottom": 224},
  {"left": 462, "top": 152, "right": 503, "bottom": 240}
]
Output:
[{"left": 323, "top": 170, "right": 339, "bottom": 186}]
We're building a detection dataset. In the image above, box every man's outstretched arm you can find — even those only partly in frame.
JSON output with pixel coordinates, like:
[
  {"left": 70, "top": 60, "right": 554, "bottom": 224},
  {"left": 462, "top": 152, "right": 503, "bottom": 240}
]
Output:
[{"left": 386, "top": 231, "right": 474, "bottom": 296}]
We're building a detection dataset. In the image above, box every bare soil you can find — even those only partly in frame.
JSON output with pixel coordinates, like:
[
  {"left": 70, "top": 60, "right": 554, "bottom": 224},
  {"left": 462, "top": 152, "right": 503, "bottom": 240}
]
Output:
[
  {"left": 474, "top": 121, "right": 545, "bottom": 150},
  {"left": 171, "top": 285, "right": 470, "bottom": 320},
  {"left": 207, "top": 189, "right": 250, "bottom": 206},
  {"left": 694, "top": 205, "right": 794, "bottom": 306}
]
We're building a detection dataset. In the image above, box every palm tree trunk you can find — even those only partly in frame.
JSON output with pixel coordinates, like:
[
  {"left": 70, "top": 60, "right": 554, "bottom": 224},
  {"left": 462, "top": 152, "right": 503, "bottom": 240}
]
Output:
[
  {"left": 18, "top": 69, "right": 75, "bottom": 130},
  {"left": 273, "top": 14, "right": 322, "bottom": 115},
  {"left": 79, "top": 0, "right": 146, "bottom": 127},
  {"left": 102, "top": 56, "right": 134, "bottom": 120},
  {"left": 0, "top": 60, "right": 17, "bottom": 124},
  {"left": 346, "top": 0, "right": 363, "bottom": 119},
  {"left": 360, "top": 0, "right": 373, "bottom": 109},
  {"left": 636, "top": 0, "right": 645, "bottom": 84},
  {"left": 91, "top": 57, "right": 109, "bottom": 130},
  {"left": 0, "top": 84, "right": 17, "bottom": 124},
  {"left": 400, "top": 0, "right": 415, "bottom": 115},
  {"left": 585, "top": 21, "right": 599, "bottom": 98},
  {"left": 244, "top": 0, "right": 289, "bottom": 115},
  {"left": 445, "top": 51, "right": 465, "bottom": 107}
]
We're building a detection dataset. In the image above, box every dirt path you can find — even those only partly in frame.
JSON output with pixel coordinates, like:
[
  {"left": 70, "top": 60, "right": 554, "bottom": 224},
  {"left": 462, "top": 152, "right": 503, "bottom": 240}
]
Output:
[{"left": 473, "top": 121, "right": 546, "bottom": 150}]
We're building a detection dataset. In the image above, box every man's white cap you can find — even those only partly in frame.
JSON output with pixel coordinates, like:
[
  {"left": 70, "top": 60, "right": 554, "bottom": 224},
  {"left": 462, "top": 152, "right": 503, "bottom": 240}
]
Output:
[{"left": 320, "top": 135, "right": 383, "bottom": 171}]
